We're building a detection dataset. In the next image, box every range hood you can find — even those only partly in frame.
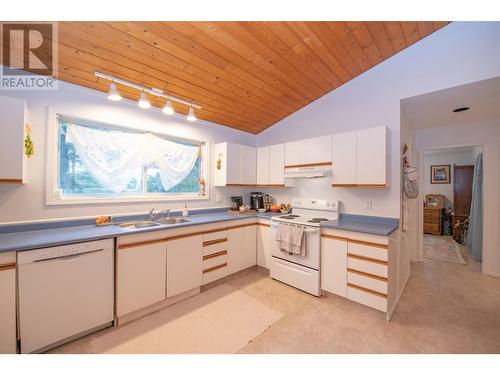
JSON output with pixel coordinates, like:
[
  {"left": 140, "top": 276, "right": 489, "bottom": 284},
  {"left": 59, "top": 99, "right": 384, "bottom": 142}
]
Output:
[{"left": 283, "top": 164, "right": 332, "bottom": 178}]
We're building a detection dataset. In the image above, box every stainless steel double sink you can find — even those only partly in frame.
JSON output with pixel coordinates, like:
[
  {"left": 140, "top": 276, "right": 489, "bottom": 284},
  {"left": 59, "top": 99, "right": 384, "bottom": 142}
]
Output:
[{"left": 116, "top": 217, "right": 191, "bottom": 229}]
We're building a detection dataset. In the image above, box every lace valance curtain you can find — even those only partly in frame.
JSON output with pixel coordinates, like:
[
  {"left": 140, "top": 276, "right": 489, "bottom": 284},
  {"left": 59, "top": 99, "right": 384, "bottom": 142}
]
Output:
[{"left": 66, "top": 122, "right": 199, "bottom": 193}]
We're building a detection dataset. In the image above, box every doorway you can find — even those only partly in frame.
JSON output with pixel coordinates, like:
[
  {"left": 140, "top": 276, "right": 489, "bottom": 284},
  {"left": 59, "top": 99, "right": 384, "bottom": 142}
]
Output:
[{"left": 421, "top": 146, "right": 483, "bottom": 266}]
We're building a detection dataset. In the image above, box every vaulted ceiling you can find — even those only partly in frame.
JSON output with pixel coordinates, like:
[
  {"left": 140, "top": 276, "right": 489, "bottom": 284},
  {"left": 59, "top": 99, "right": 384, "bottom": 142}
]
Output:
[{"left": 58, "top": 22, "right": 449, "bottom": 134}]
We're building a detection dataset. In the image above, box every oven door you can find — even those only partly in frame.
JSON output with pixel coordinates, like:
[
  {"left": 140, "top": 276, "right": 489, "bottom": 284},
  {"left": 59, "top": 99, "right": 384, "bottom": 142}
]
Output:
[{"left": 270, "top": 222, "right": 320, "bottom": 270}]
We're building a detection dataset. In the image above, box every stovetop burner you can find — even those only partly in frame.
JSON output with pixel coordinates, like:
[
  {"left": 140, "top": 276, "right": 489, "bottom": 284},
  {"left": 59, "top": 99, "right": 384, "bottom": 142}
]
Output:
[
  {"left": 307, "top": 217, "right": 330, "bottom": 223},
  {"left": 279, "top": 214, "right": 300, "bottom": 219}
]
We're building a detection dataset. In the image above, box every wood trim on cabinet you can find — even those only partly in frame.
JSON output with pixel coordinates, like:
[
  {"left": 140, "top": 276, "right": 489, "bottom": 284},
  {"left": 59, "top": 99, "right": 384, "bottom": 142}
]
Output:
[
  {"left": 347, "top": 253, "right": 388, "bottom": 265},
  {"left": 332, "top": 184, "right": 357, "bottom": 187},
  {"left": 347, "top": 268, "right": 388, "bottom": 282},
  {"left": 332, "top": 184, "right": 387, "bottom": 188},
  {"left": 203, "top": 250, "right": 227, "bottom": 260},
  {"left": 348, "top": 238, "right": 388, "bottom": 249},
  {"left": 225, "top": 184, "right": 287, "bottom": 188},
  {"left": 203, "top": 238, "right": 227, "bottom": 247},
  {"left": 257, "top": 222, "right": 271, "bottom": 227},
  {"left": 284, "top": 162, "right": 332, "bottom": 169},
  {"left": 321, "top": 233, "right": 348, "bottom": 241},
  {"left": 0, "top": 262, "right": 16, "bottom": 271},
  {"left": 0, "top": 178, "right": 23, "bottom": 184},
  {"left": 203, "top": 262, "right": 227, "bottom": 273},
  {"left": 118, "top": 238, "right": 167, "bottom": 249},
  {"left": 348, "top": 282, "right": 387, "bottom": 298}
]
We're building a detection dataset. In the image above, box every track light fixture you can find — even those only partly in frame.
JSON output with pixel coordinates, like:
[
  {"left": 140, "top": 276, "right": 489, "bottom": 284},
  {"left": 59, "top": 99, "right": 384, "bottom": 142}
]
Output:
[
  {"left": 107, "top": 82, "right": 122, "bottom": 101},
  {"left": 163, "top": 99, "right": 175, "bottom": 115},
  {"left": 95, "top": 72, "right": 201, "bottom": 122},
  {"left": 138, "top": 91, "right": 151, "bottom": 109}
]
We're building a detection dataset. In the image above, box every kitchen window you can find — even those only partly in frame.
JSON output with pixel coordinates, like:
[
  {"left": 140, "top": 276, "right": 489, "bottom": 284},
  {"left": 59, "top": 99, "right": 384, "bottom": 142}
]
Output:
[{"left": 48, "top": 114, "right": 207, "bottom": 204}]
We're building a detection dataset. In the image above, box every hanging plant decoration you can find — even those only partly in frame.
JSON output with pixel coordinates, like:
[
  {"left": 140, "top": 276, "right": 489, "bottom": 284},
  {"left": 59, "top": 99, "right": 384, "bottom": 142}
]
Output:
[{"left": 25, "top": 123, "right": 34, "bottom": 158}]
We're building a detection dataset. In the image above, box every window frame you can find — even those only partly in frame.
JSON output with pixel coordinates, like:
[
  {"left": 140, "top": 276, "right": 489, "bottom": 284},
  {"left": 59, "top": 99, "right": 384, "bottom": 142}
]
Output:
[{"left": 46, "top": 109, "right": 210, "bottom": 206}]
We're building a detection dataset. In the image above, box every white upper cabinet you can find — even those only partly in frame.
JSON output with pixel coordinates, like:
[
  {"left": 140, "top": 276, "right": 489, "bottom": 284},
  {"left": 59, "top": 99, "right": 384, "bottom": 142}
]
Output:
[
  {"left": 284, "top": 140, "right": 307, "bottom": 166},
  {"left": 332, "top": 126, "right": 389, "bottom": 187},
  {"left": 256, "top": 146, "right": 270, "bottom": 185},
  {"left": 285, "top": 136, "right": 331, "bottom": 167},
  {"left": 332, "top": 131, "right": 357, "bottom": 186},
  {"left": 305, "top": 135, "right": 332, "bottom": 164},
  {"left": 269, "top": 144, "right": 285, "bottom": 185},
  {"left": 0, "top": 94, "right": 27, "bottom": 184},
  {"left": 240, "top": 145, "right": 256, "bottom": 185},
  {"left": 356, "top": 126, "right": 389, "bottom": 186}
]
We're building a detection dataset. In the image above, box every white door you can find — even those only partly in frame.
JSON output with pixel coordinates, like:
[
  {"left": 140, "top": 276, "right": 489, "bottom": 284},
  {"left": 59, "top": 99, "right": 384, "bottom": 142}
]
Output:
[
  {"left": 240, "top": 145, "right": 257, "bottom": 185},
  {"left": 257, "top": 222, "right": 272, "bottom": 269},
  {"left": 117, "top": 241, "right": 167, "bottom": 317},
  {"left": 356, "top": 126, "right": 388, "bottom": 186},
  {"left": 256, "top": 146, "right": 270, "bottom": 185},
  {"left": 306, "top": 135, "right": 332, "bottom": 164},
  {"left": 284, "top": 139, "right": 306, "bottom": 166},
  {"left": 167, "top": 235, "right": 203, "bottom": 298},
  {"left": 227, "top": 226, "right": 245, "bottom": 274},
  {"left": 226, "top": 143, "right": 241, "bottom": 185},
  {"left": 0, "top": 266, "right": 16, "bottom": 353},
  {"left": 321, "top": 237, "right": 347, "bottom": 297},
  {"left": 269, "top": 143, "right": 285, "bottom": 185},
  {"left": 243, "top": 224, "right": 257, "bottom": 268},
  {"left": 332, "top": 131, "right": 357, "bottom": 186}
]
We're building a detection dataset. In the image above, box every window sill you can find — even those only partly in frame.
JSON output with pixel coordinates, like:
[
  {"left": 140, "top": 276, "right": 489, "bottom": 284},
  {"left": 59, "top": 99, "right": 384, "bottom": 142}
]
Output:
[{"left": 46, "top": 193, "right": 209, "bottom": 206}]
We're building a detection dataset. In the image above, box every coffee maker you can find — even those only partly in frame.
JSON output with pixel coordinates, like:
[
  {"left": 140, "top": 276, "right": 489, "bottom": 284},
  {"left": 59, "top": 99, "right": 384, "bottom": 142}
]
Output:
[{"left": 250, "top": 192, "right": 264, "bottom": 210}]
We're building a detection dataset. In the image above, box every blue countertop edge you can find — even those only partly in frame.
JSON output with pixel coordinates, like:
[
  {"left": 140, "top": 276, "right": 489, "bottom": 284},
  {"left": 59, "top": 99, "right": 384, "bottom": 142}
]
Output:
[
  {"left": 320, "top": 213, "right": 399, "bottom": 236},
  {"left": 0, "top": 208, "right": 279, "bottom": 253}
]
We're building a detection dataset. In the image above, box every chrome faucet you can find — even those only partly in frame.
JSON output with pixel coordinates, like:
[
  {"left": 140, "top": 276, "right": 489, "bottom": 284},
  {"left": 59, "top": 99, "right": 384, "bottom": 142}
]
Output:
[
  {"left": 157, "top": 209, "right": 170, "bottom": 220},
  {"left": 148, "top": 208, "right": 156, "bottom": 221}
]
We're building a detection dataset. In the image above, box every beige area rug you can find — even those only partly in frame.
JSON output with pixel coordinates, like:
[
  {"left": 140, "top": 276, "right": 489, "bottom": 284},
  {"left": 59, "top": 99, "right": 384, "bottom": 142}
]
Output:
[
  {"left": 423, "top": 235, "right": 467, "bottom": 264},
  {"left": 50, "top": 284, "right": 283, "bottom": 354}
]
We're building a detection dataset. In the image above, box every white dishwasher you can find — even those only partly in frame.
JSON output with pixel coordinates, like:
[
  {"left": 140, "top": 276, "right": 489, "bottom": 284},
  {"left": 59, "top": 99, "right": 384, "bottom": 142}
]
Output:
[{"left": 18, "top": 239, "right": 114, "bottom": 353}]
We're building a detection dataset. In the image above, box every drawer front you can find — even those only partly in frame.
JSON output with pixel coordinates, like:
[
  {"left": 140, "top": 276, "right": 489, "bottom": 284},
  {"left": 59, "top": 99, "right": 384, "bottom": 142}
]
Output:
[
  {"left": 424, "top": 224, "right": 440, "bottom": 234},
  {"left": 202, "top": 239, "right": 227, "bottom": 256},
  {"left": 348, "top": 232, "right": 388, "bottom": 246},
  {"left": 347, "top": 285, "right": 387, "bottom": 313},
  {"left": 203, "top": 229, "right": 228, "bottom": 242},
  {"left": 347, "top": 256, "right": 387, "bottom": 278},
  {"left": 203, "top": 253, "right": 227, "bottom": 270},
  {"left": 347, "top": 270, "right": 387, "bottom": 295},
  {"left": 348, "top": 241, "right": 387, "bottom": 261},
  {"left": 203, "top": 264, "right": 229, "bottom": 285},
  {"left": 424, "top": 214, "right": 440, "bottom": 223}
]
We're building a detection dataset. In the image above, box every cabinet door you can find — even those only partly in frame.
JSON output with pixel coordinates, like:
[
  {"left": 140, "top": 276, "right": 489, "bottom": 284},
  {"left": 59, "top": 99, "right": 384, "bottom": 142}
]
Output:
[
  {"left": 226, "top": 142, "right": 241, "bottom": 185},
  {"left": 306, "top": 135, "right": 332, "bottom": 164},
  {"left": 320, "top": 237, "right": 347, "bottom": 297},
  {"left": 240, "top": 145, "right": 257, "bottom": 185},
  {"left": 284, "top": 140, "right": 306, "bottom": 166},
  {"left": 356, "top": 126, "right": 388, "bottom": 186},
  {"left": 0, "top": 94, "right": 26, "bottom": 183},
  {"left": 257, "top": 222, "right": 271, "bottom": 269},
  {"left": 243, "top": 224, "right": 257, "bottom": 268},
  {"left": 269, "top": 144, "right": 285, "bottom": 185},
  {"left": 167, "top": 235, "right": 203, "bottom": 298},
  {"left": 116, "top": 241, "right": 167, "bottom": 317},
  {"left": 332, "top": 131, "right": 357, "bottom": 186},
  {"left": 227, "top": 226, "right": 245, "bottom": 274},
  {"left": 0, "top": 267, "right": 16, "bottom": 353},
  {"left": 256, "top": 146, "right": 270, "bottom": 185}
]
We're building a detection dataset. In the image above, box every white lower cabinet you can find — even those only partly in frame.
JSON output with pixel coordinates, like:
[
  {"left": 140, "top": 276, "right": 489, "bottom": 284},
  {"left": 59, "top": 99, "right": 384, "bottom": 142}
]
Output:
[
  {"left": 0, "top": 253, "right": 16, "bottom": 353},
  {"left": 167, "top": 235, "right": 203, "bottom": 298},
  {"left": 116, "top": 241, "right": 167, "bottom": 317},
  {"left": 257, "top": 221, "right": 271, "bottom": 269},
  {"left": 320, "top": 234, "right": 347, "bottom": 297},
  {"left": 228, "top": 222, "right": 257, "bottom": 274},
  {"left": 243, "top": 224, "right": 257, "bottom": 269}
]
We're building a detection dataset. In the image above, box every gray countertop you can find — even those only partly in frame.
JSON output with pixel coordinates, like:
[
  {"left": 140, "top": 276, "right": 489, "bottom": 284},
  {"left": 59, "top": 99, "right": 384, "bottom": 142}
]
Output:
[{"left": 320, "top": 213, "right": 399, "bottom": 236}]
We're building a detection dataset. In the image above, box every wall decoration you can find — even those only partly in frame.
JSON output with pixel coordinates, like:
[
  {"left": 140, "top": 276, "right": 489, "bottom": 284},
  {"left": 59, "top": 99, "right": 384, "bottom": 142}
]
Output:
[
  {"left": 24, "top": 123, "right": 34, "bottom": 157},
  {"left": 431, "top": 164, "right": 451, "bottom": 184}
]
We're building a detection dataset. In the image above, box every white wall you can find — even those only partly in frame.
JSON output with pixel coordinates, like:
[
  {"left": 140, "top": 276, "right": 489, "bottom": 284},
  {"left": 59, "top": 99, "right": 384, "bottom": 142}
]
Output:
[
  {"left": 423, "top": 148, "right": 476, "bottom": 207},
  {"left": 416, "top": 121, "right": 500, "bottom": 277},
  {"left": 256, "top": 22, "right": 500, "bottom": 218},
  {"left": 0, "top": 81, "right": 256, "bottom": 224}
]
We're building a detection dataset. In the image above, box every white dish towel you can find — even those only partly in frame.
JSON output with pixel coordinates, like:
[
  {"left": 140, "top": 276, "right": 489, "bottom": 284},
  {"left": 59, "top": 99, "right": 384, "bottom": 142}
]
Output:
[{"left": 275, "top": 223, "right": 306, "bottom": 256}]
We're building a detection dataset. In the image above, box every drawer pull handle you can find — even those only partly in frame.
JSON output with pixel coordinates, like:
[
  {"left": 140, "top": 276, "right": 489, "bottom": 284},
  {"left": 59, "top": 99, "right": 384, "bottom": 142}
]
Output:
[
  {"left": 203, "top": 263, "right": 227, "bottom": 274},
  {"left": 347, "top": 253, "right": 388, "bottom": 265},
  {"left": 0, "top": 262, "right": 16, "bottom": 271},
  {"left": 347, "top": 268, "right": 388, "bottom": 282},
  {"left": 203, "top": 238, "right": 227, "bottom": 246},
  {"left": 203, "top": 250, "right": 227, "bottom": 260},
  {"left": 348, "top": 283, "right": 387, "bottom": 298}
]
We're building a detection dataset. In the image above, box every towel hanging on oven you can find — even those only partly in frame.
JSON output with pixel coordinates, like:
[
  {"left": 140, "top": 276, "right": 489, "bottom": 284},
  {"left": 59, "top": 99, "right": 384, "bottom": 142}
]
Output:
[{"left": 274, "top": 223, "right": 306, "bottom": 256}]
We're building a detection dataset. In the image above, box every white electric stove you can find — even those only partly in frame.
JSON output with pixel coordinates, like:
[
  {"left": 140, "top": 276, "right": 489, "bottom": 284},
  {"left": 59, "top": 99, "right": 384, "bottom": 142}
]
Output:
[{"left": 270, "top": 198, "right": 339, "bottom": 296}]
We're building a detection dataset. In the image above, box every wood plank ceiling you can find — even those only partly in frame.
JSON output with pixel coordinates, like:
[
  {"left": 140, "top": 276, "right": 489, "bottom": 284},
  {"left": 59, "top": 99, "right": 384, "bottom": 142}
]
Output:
[{"left": 58, "top": 22, "right": 449, "bottom": 134}]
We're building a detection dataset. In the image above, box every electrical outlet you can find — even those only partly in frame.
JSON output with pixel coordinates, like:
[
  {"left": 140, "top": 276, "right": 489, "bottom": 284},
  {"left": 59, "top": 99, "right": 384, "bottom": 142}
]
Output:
[
  {"left": 216, "top": 194, "right": 223, "bottom": 203},
  {"left": 366, "top": 200, "right": 373, "bottom": 210}
]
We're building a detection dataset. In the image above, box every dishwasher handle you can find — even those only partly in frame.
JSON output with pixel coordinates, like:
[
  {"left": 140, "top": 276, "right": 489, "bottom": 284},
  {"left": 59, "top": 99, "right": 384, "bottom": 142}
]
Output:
[{"left": 33, "top": 248, "right": 105, "bottom": 263}]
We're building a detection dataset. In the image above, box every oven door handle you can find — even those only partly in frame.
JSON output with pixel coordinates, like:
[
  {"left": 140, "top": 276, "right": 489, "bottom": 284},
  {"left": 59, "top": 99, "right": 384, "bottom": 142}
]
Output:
[{"left": 271, "top": 223, "right": 319, "bottom": 233}]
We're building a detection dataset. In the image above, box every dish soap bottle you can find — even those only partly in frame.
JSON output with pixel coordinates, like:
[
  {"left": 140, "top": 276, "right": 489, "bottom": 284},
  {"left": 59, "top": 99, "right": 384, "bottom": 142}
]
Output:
[{"left": 182, "top": 203, "right": 189, "bottom": 217}]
